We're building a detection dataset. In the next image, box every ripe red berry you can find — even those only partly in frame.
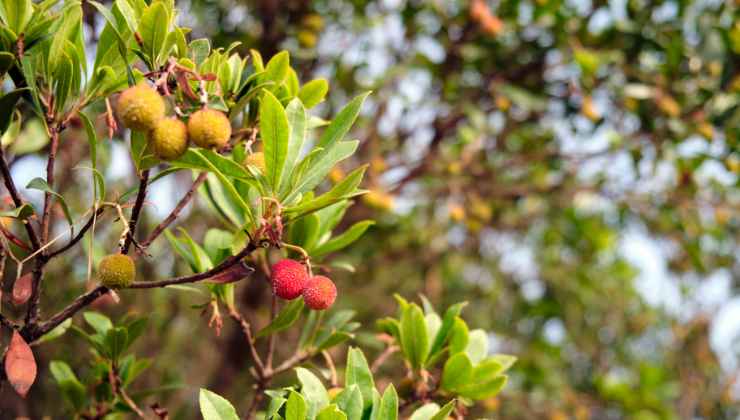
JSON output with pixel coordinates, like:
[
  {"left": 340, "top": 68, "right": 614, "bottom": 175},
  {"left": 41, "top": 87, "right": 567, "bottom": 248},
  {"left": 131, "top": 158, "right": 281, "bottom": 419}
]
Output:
[
  {"left": 302, "top": 275, "right": 337, "bottom": 310},
  {"left": 271, "top": 259, "right": 309, "bottom": 300}
]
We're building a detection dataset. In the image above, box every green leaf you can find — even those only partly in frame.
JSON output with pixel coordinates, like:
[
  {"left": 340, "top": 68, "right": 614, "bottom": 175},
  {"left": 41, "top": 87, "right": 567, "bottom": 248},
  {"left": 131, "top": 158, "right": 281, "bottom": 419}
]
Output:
[
  {"left": 466, "top": 329, "right": 488, "bottom": 365},
  {"left": 456, "top": 375, "right": 508, "bottom": 400},
  {"left": 49, "top": 360, "right": 86, "bottom": 410},
  {"left": 428, "top": 302, "right": 467, "bottom": 359},
  {"left": 312, "top": 220, "right": 374, "bottom": 258},
  {"left": 0, "top": 0, "right": 33, "bottom": 35},
  {"left": 0, "top": 51, "right": 14, "bottom": 77},
  {"left": 286, "top": 390, "right": 308, "bottom": 420},
  {"left": 138, "top": 1, "right": 169, "bottom": 67},
  {"left": 287, "top": 140, "right": 359, "bottom": 203},
  {"left": 429, "top": 401, "right": 456, "bottom": 420},
  {"left": 377, "top": 385, "right": 398, "bottom": 420},
  {"left": 26, "top": 177, "right": 74, "bottom": 231},
  {"left": 447, "top": 317, "right": 469, "bottom": 356},
  {"left": 260, "top": 91, "right": 289, "bottom": 193},
  {"left": 316, "top": 404, "right": 348, "bottom": 420},
  {"left": 280, "top": 99, "right": 307, "bottom": 196},
  {"left": 317, "top": 92, "right": 369, "bottom": 149},
  {"left": 400, "top": 304, "right": 429, "bottom": 370},
  {"left": 298, "top": 79, "right": 329, "bottom": 108},
  {"left": 78, "top": 112, "right": 106, "bottom": 201},
  {"left": 199, "top": 388, "right": 240, "bottom": 420},
  {"left": 334, "top": 385, "right": 363, "bottom": 420},
  {"left": 409, "top": 403, "right": 441, "bottom": 420},
  {"left": 296, "top": 367, "right": 330, "bottom": 419},
  {"left": 344, "top": 348, "right": 375, "bottom": 410},
  {"left": 104, "top": 326, "right": 128, "bottom": 361},
  {"left": 286, "top": 165, "right": 367, "bottom": 219},
  {"left": 35, "top": 319, "right": 73, "bottom": 345},
  {"left": 0, "top": 89, "right": 28, "bottom": 134},
  {"left": 440, "top": 353, "right": 473, "bottom": 392},
  {"left": 83, "top": 312, "right": 113, "bottom": 335},
  {"left": 489, "top": 354, "right": 517, "bottom": 372},
  {"left": 257, "top": 299, "right": 305, "bottom": 337},
  {"left": 262, "top": 51, "right": 289, "bottom": 86}
]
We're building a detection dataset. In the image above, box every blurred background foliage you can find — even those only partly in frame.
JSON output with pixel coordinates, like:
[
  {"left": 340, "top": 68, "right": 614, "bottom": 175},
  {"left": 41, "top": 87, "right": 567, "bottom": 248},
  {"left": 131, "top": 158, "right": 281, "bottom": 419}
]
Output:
[{"left": 2, "top": 0, "right": 739, "bottom": 418}]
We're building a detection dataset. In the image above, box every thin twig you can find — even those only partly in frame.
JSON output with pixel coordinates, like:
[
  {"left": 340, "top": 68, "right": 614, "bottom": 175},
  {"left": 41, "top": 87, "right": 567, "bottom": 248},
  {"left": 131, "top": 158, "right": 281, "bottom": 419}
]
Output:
[
  {"left": 40, "top": 128, "right": 60, "bottom": 243},
  {"left": 227, "top": 308, "right": 266, "bottom": 377},
  {"left": 371, "top": 345, "right": 399, "bottom": 373},
  {"left": 121, "top": 169, "right": 150, "bottom": 254},
  {"left": 48, "top": 207, "right": 106, "bottom": 259},
  {"left": 0, "top": 145, "right": 41, "bottom": 250},
  {"left": 141, "top": 172, "right": 207, "bottom": 248},
  {"left": 265, "top": 294, "right": 277, "bottom": 369},
  {"left": 28, "top": 241, "right": 261, "bottom": 341}
]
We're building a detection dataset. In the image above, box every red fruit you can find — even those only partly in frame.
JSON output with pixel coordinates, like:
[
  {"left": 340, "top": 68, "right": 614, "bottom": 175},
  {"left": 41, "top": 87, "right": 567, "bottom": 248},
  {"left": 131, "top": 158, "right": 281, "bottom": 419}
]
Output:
[
  {"left": 302, "top": 275, "right": 337, "bottom": 310},
  {"left": 271, "top": 259, "right": 308, "bottom": 300}
]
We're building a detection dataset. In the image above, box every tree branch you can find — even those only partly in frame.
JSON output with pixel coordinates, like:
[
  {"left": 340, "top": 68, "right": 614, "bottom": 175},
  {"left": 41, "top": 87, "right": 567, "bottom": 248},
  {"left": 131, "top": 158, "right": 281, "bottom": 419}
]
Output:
[
  {"left": 140, "top": 172, "right": 207, "bottom": 248},
  {"left": 121, "top": 169, "right": 150, "bottom": 254},
  {"left": 40, "top": 128, "right": 60, "bottom": 243},
  {"left": 227, "top": 308, "right": 266, "bottom": 377},
  {"left": 28, "top": 241, "right": 260, "bottom": 341}
]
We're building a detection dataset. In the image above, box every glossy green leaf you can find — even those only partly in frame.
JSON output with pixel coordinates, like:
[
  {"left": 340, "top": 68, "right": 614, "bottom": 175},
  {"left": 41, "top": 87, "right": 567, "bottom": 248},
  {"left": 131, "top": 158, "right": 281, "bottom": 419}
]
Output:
[
  {"left": 260, "top": 91, "right": 289, "bottom": 192},
  {"left": 298, "top": 78, "right": 329, "bottom": 108},
  {"left": 199, "top": 388, "right": 240, "bottom": 420},
  {"left": 400, "top": 304, "right": 429, "bottom": 370},
  {"left": 257, "top": 299, "right": 305, "bottom": 337},
  {"left": 286, "top": 390, "right": 308, "bottom": 420},
  {"left": 344, "top": 347, "right": 375, "bottom": 410},
  {"left": 317, "top": 92, "right": 369, "bottom": 149},
  {"left": 296, "top": 367, "right": 329, "bottom": 419}
]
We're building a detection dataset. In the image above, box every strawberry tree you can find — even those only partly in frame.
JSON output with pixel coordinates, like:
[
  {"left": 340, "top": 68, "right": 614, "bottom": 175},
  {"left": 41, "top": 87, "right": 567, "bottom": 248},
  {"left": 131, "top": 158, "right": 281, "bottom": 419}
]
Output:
[{"left": 0, "top": 1, "right": 514, "bottom": 418}]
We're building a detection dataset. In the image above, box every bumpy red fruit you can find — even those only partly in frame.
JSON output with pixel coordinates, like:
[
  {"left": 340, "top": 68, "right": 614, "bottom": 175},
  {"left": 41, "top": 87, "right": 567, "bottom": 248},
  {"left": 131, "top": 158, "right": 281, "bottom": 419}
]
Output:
[
  {"left": 302, "top": 275, "right": 337, "bottom": 310},
  {"left": 271, "top": 259, "right": 308, "bottom": 300}
]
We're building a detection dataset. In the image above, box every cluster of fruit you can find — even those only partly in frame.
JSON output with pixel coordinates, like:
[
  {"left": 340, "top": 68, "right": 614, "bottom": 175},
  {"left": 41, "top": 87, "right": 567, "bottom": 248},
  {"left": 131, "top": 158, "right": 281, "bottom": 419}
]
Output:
[
  {"left": 116, "top": 83, "right": 232, "bottom": 160},
  {"left": 271, "top": 259, "right": 337, "bottom": 310}
]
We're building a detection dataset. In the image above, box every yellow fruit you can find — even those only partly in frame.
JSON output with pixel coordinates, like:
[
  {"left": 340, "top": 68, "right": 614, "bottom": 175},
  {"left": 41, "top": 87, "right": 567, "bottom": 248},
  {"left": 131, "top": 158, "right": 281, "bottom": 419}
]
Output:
[
  {"left": 187, "top": 109, "right": 232, "bottom": 149},
  {"left": 149, "top": 118, "right": 188, "bottom": 161},
  {"left": 582, "top": 95, "right": 600, "bottom": 121},
  {"left": 328, "top": 167, "right": 345, "bottom": 184},
  {"left": 298, "top": 30, "right": 318, "bottom": 49},
  {"left": 363, "top": 189, "right": 394, "bottom": 212},
  {"left": 116, "top": 84, "right": 165, "bottom": 131},
  {"left": 302, "top": 14, "right": 324, "bottom": 31},
  {"left": 449, "top": 204, "right": 465, "bottom": 222},
  {"left": 98, "top": 254, "right": 136, "bottom": 288},
  {"left": 244, "top": 151, "right": 266, "bottom": 174}
]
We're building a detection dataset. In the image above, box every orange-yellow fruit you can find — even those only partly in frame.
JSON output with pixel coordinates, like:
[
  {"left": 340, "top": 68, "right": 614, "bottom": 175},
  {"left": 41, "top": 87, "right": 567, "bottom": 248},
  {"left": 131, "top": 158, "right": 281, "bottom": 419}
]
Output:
[
  {"left": 187, "top": 109, "right": 232, "bottom": 149},
  {"left": 302, "top": 275, "right": 337, "bottom": 310},
  {"left": 271, "top": 259, "right": 309, "bottom": 300},
  {"left": 363, "top": 189, "right": 394, "bottom": 212},
  {"left": 244, "top": 152, "right": 266, "bottom": 174},
  {"left": 149, "top": 118, "right": 188, "bottom": 161},
  {"left": 116, "top": 84, "right": 165, "bottom": 131},
  {"left": 98, "top": 254, "right": 136, "bottom": 288}
]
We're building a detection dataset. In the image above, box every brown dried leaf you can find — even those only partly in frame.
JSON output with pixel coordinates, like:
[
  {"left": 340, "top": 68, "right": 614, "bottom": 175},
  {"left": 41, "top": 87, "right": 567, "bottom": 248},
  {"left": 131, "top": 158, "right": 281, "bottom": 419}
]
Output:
[
  {"left": 206, "top": 262, "right": 254, "bottom": 284},
  {"left": 12, "top": 273, "right": 33, "bottom": 306},
  {"left": 4, "top": 330, "right": 37, "bottom": 398}
]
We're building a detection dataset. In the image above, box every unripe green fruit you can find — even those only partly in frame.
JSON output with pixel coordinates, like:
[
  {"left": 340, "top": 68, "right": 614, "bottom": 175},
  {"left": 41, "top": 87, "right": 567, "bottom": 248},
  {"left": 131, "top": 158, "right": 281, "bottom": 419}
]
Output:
[
  {"left": 187, "top": 109, "right": 232, "bottom": 149},
  {"left": 244, "top": 152, "right": 266, "bottom": 174},
  {"left": 149, "top": 118, "right": 188, "bottom": 161},
  {"left": 116, "top": 84, "right": 166, "bottom": 131},
  {"left": 98, "top": 254, "right": 136, "bottom": 288}
]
